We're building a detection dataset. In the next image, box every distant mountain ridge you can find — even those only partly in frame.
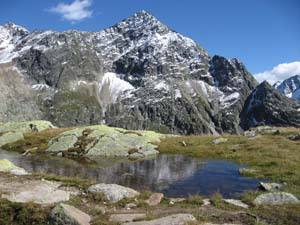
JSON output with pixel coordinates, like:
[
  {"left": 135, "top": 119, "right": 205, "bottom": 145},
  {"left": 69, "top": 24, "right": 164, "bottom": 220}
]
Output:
[
  {"left": 0, "top": 11, "right": 299, "bottom": 134},
  {"left": 273, "top": 75, "right": 300, "bottom": 100}
]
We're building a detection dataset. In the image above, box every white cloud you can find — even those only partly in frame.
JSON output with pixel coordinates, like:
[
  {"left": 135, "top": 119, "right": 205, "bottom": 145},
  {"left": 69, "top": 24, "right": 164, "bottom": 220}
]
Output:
[
  {"left": 254, "top": 61, "right": 300, "bottom": 85},
  {"left": 50, "top": 0, "right": 93, "bottom": 22}
]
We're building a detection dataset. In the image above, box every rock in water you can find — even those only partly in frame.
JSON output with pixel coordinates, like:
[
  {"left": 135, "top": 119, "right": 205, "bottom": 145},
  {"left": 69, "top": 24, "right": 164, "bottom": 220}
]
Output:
[
  {"left": 0, "top": 159, "right": 28, "bottom": 175},
  {"left": 253, "top": 192, "right": 300, "bottom": 205},
  {"left": 87, "top": 183, "right": 139, "bottom": 203},
  {"left": 122, "top": 214, "right": 196, "bottom": 225},
  {"left": 51, "top": 203, "right": 91, "bottom": 225}
]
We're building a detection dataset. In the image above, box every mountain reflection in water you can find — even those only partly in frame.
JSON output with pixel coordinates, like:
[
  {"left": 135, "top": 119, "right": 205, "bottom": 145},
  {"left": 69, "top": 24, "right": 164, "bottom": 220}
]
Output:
[{"left": 0, "top": 150, "right": 261, "bottom": 197}]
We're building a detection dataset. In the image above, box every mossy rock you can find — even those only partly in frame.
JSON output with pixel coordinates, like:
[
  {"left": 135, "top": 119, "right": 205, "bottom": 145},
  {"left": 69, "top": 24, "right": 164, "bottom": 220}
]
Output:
[
  {"left": 0, "top": 120, "right": 55, "bottom": 133},
  {"left": 0, "top": 159, "right": 28, "bottom": 175},
  {"left": 47, "top": 125, "right": 163, "bottom": 158},
  {"left": 0, "top": 131, "right": 24, "bottom": 147}
]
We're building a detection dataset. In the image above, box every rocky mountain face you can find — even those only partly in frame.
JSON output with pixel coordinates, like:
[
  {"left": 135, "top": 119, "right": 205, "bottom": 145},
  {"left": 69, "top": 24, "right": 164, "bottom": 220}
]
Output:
[
  {"left": 273, "top": 75, "right": 300, "bottom": 100},
  {"left": 241, "top": 81, "right": 300, "bottom": 129},
  {"left": 0, "top": 11, "right": 299, "bottom": 134}
]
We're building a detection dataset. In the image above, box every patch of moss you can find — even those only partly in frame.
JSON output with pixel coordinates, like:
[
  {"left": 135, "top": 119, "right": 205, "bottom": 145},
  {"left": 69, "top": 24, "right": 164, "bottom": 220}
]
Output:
[{"left": 0, "top": 199, "right": 51, "bottom": 225}]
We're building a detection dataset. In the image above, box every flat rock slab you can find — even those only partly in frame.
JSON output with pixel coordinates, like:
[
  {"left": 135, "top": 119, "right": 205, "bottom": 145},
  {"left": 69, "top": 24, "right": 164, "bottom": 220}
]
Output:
[
  {"left": 223, "top": 199, "right": 249, "bottom": 209},
  {"left": 122, "top": 213, "right": 196, "bottom": 225},
  {"left": 0, "top": 178, "right": 71, "bottom": 205},
  {"left": 146, "top": 193, "right": 164, "bottom": 206},
  {"left": 212, "top": 138, "right": 228, "bottom": 144},
  {"left": 88, "top": 183, "right": 139, "bottom": 203},
  {"left": 253, "top": 192, "right": 300, "bottom": 205},
  {"left": 51, "top": 203, "right": 91, "bottom": 225},
  {"left": 109, "top": 213, "right": 146, "bottom": 223}
]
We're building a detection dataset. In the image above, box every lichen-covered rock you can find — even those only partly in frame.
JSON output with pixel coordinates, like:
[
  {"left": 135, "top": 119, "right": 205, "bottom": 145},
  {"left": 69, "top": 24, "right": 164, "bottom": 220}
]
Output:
[
  {"left": 0, "top": 131, "right": 24, "bottom": 147},
  {"left": 122, "top": 213, "right": 196, "bottom": 225},
  {"left": 0, "top": 120, "right": 55, "bottom": 133},
  {"left": 253, "top": 192, "right": 300, "bottom": 205},
  {"left": 47, "top": 125, "right": 162, "bottom": 158},
  {"left": 87, "top": 183, "right": 139, "bottom": 203},
  {"left": 0, "top": 159, "right": 28, "bottom": 175},
  {"left": 50, "top": 203, "right": 91, "bottom": 225}
]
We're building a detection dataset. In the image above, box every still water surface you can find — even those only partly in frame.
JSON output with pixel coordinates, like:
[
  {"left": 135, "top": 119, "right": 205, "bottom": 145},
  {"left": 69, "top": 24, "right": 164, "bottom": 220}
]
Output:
[{"left": 0, "top": 149, "right": 262, "bottom": 198}]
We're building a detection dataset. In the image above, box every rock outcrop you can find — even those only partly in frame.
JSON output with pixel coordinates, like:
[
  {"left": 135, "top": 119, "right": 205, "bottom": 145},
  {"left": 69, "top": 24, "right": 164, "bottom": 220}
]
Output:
[{"left": 46, "top": 124, "right": 162, "bottom": 158}]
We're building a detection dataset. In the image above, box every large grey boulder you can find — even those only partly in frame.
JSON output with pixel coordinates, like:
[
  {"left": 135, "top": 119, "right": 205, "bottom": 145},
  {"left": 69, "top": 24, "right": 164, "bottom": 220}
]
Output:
[
  {"left": 0, "top": 132, "right": 24, "bottom": 147},
  {"left": 253, "top": 192, "right": 300, "bottom": 205},
  {"left": 87, "top": 183, "right": 139, "bottom": 203},
  {"left": 50, "top": 203, "right": 91, "bottom": 225},
  {"left": 122, "top": 214, "right": 196, "bottom": 225}
]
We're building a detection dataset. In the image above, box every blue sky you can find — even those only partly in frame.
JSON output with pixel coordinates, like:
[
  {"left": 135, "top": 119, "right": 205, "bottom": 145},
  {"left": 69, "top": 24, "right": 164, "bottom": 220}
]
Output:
[{"left": 1, "top": 0, "right": 300, "bottom": 83}]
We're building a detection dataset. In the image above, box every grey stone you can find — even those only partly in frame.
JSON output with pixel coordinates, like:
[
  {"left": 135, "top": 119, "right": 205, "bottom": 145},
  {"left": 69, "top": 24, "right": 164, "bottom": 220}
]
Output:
[
  {"left": 87, "top": 183, "right": 139, "bottom": 203},
  {"left": 145, "top": 193, "right": 164, "bottom": 206},
  {"left": 0, "top": 131, "right": 24, "bottom": 147},
  {"left": 253, "top": 192, "right": 300, "bottom": 205},
  {"left": 51, "top": 203, "right": 91, "bottom": 225},
  {"left": 109, "top": 213, "right": 146, "bottom": 223}
]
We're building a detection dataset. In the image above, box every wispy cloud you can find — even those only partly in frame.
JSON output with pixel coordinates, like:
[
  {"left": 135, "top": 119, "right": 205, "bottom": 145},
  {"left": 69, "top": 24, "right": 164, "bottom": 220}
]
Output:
[
  {"left": 50, "top": 0, "right": 93, "bottom": 23},
  {"left": 254, "top": 61, "right": 300, "bottom": 84}
]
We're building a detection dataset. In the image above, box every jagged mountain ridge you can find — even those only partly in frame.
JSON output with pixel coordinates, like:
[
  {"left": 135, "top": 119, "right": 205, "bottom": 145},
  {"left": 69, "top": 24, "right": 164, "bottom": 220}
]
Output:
[
  {"left": 241, "top": 81, "right": 300, "bottom": 129},
  {"left": 0, "top": 11, "right": 298, "bottom": 134},
  {"left": 273, "top": 75, "right": 300, "bottom": 100}
]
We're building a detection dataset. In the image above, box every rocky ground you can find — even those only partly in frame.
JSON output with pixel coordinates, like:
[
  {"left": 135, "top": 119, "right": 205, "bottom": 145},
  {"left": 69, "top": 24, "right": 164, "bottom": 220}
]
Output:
[{"left": 0, "top": 121, "right": 300, "bottom": 224}]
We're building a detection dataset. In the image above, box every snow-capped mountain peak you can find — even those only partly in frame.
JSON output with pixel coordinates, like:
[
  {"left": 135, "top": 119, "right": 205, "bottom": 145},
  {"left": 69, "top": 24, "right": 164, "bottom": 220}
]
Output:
[{"left": 274, "top": 75, "right": 300, "bottom": 100}]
